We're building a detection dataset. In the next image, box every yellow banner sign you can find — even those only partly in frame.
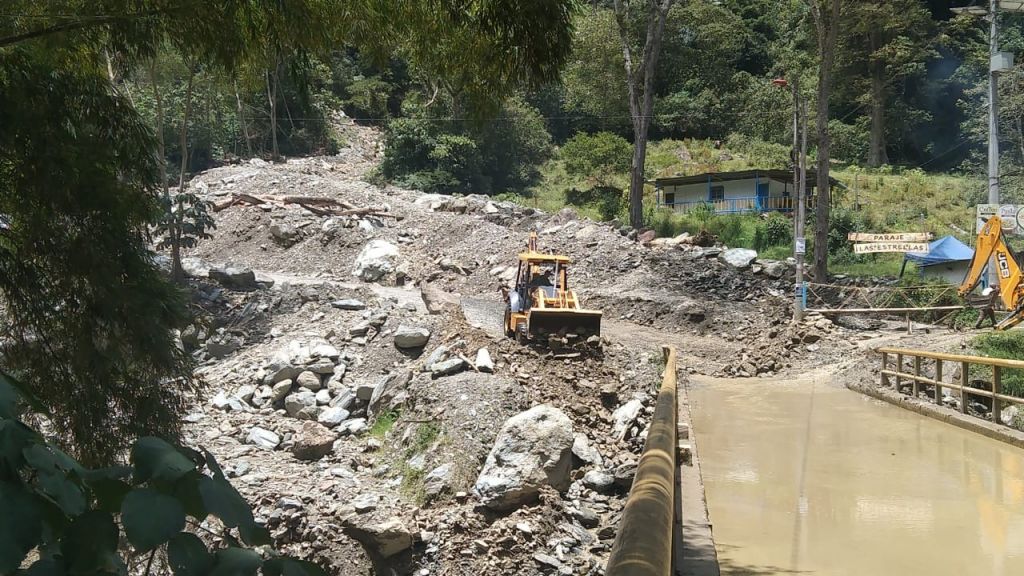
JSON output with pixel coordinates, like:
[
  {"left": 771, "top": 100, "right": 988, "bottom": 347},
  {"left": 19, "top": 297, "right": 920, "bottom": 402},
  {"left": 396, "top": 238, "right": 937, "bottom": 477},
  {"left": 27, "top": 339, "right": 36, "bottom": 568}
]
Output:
[
  {"left": 853, "top": 242, "right": 930, "bottom": 254},
  {"left": 847, "top": 232, "right": 931, "bottom": 242}
]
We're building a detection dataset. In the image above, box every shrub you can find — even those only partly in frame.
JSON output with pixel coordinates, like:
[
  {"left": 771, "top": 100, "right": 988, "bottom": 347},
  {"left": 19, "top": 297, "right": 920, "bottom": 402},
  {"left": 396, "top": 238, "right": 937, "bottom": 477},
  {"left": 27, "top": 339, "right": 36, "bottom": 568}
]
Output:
[
  {"left": 754, "top": 212, "right": 793, "bottom": 250},
  {"left": 972, "top": 332, "right": 1024, "bottom": 397},
  {"left": 560, "top": 131, "right": 632, "bottom": 182},
  {"left": 0, "top": 375, "right": 324, "bottom": 576}
]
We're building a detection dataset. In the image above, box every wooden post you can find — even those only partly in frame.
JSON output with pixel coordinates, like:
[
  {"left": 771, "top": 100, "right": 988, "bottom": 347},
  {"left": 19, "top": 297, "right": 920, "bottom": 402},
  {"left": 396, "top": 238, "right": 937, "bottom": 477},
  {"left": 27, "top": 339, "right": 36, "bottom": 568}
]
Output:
[
  {"left": 961, "top": 361, "right": 970, "bottom": 414},
  {"left": 993, "top": 366, "right": 1002, "bottom": 424},
  {"left": 896, "top": 354, "right": 903, "bottom": 391},
  {"left": 935, "top": 360, "right": 943, "bottom": 404},
  {"left": 881, "top": 352, "right": 889, "bottom": 387},
  {"left": 913, "top": 356, "right": 921, "bottom": 397}
]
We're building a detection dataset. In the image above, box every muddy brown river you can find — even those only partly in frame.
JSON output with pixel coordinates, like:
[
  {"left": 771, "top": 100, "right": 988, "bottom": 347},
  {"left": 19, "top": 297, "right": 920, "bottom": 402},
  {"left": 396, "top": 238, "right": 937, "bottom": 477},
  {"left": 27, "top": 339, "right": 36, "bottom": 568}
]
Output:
[{"left": 691, "top": 373, "right": 1024, "bottom": 576}]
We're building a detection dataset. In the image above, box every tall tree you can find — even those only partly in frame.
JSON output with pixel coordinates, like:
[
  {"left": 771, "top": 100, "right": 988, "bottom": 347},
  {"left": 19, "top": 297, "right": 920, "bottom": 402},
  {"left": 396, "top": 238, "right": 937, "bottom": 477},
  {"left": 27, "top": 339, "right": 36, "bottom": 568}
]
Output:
[
  {"left": 613, "top": 0, "right": 675, "bottom": 229},
  {"left": 841, "top": 0, "right": 936, "bottom": 167},
  {"left": 808, "top": 0, "right": 842, "bottom": 281}
]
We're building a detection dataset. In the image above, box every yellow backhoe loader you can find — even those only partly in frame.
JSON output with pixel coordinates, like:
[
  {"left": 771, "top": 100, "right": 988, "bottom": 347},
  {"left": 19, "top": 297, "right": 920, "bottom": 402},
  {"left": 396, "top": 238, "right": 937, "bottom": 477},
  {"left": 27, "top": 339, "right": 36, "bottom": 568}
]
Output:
[
  {"left": 959, "top": 215, "right": 1024, "bottom": 330},
  {"left": 504, "top": 233, "right": 602, "bottom": 345}
]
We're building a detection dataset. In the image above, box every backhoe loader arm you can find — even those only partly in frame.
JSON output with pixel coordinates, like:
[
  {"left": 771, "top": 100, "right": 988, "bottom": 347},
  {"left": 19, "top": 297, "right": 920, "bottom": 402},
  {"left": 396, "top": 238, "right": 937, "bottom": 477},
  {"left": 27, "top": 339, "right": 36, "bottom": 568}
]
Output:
[{"left": 959, "top": 215, "right": 1024, "bottom": 313}]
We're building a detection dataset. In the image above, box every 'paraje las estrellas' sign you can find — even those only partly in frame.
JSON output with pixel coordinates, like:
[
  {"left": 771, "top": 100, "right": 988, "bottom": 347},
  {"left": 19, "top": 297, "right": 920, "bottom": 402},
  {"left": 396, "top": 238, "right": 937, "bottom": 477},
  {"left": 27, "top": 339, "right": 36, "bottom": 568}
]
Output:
[
  {"left": 852, "top": 242, "right": 930, "bottom": 254},
  {"left": 847, "top": 232, "right": 932, "bottom": 242}
]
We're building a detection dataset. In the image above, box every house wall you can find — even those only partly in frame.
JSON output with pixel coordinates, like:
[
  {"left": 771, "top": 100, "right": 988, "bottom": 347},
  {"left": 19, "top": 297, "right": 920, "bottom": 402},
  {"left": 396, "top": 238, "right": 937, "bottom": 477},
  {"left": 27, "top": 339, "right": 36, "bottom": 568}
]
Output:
[
  {"left": 660, "top": 178, "right": 793, "bottom": 203},
  {"left": 919, "top": 261, "right": 970, "bottom": 286}
]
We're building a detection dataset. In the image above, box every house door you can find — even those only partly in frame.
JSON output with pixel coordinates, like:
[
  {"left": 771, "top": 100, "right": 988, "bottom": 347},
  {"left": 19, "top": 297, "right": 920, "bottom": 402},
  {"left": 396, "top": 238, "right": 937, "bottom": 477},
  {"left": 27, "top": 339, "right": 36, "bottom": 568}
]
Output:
[{"left": 756, "top": 182, "right": 770, "bottom": 211}]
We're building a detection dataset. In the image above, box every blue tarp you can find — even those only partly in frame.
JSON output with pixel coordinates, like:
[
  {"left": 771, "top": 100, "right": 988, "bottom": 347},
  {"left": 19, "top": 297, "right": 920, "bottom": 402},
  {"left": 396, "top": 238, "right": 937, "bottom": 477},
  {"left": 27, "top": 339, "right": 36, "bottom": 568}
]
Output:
[{"left": 904, "top": 235, "right": 973, "bottom": 267}]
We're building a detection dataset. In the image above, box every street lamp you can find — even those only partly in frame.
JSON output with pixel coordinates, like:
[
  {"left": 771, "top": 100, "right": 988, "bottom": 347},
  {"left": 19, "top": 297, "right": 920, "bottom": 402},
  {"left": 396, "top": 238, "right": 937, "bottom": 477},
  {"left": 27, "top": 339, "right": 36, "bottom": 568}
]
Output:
[
  {"left": 773, "top": 77, "right": 807, "bottom": 322},
  {"left": 952, "top": 0, "right": 1024, "bottom": 287}
]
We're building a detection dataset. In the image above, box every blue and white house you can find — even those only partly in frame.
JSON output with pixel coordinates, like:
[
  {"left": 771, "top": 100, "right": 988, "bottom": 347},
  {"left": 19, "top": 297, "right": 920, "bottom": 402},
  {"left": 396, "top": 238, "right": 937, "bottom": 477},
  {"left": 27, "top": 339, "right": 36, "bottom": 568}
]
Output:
[{"left": 654, "top": 169, "right": 832, "bottom": 215}]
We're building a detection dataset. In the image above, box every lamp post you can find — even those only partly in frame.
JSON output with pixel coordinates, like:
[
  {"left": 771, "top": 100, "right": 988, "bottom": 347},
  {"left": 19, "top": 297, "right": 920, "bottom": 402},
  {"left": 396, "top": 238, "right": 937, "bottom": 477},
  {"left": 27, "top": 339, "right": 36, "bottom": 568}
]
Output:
[
  {"left": 953, "top": 1, "right": 1023, "bottom": 287},
  {"left": 774, "top": 77, "right": 807, "bottom": 322}
]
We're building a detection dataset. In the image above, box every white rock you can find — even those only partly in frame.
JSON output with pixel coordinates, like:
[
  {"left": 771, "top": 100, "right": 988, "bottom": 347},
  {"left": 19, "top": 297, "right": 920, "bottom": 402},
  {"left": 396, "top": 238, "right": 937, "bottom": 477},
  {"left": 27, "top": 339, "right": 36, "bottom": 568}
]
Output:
[
  {"left": 475, "top": 348, "right": 494, "bottom": 373},
  {"left": 393, "top": 326, "right": 431, "bottom": 349},
  {"left": 474, "top": 404, "right": 574, "bottom": 511},
  {"left": 718, "top": 248, "right": 758, "bottom": 269},
  {"left": 571, "top": 434, "right": 603, "bottom": 466},
  {"left": 582, "top": 469, "right": 615, "bottom": 493},
  {"left": 612, "top": 399, "right": 643, "bottom": 441},
  {"left": 424, "top": 464, "right": 453, "bottom": 498},
  {"left": 285, "top": 389, "right": 317, "bottom": 417},
  {"left": 318, "top": 406, "right": 350, "bottom": 427},
  {"left": 339, "top": 418, "right": 368, "bottom": 435},
  {"left": 247, "top": 427, "right": 280, "bottom": 450},
  {"left": 352, "top": 239, "right": 400, "bottom": 282},
  {"left": 313, "top": 343, "right": 341, "bottom": 359},
  {"left": 315, "top": 389, "right": 332, "bottom": 405}
]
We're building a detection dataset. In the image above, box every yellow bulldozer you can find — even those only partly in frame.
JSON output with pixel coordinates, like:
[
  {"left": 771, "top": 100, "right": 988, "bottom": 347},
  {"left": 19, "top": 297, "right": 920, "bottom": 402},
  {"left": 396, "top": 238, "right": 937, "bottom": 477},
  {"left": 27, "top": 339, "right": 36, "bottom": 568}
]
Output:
[
  {"left": 959, "top": 215, "right": 1024, "bottom": 330},
  {"left": 503, "top": 233, "right": 602, "bottom": 345}
]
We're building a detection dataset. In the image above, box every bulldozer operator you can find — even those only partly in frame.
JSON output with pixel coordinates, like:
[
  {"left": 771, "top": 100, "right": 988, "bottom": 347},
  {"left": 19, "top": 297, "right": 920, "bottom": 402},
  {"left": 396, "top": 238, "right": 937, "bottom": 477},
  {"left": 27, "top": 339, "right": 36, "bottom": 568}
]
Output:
[{"left": 975, "top": 285, "right": 1001, "bottom": 329}]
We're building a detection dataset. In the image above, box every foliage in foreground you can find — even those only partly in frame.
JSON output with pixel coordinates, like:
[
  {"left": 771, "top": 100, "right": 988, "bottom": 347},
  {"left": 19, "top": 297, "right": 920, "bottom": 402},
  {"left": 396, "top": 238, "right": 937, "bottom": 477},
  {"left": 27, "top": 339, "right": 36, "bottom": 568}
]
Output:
[
  {"left": 0, "top": 375, "right": 323, "bottom": 576},
  {"left": 0, "top": 49, "right": 198, "bottom": 466}
]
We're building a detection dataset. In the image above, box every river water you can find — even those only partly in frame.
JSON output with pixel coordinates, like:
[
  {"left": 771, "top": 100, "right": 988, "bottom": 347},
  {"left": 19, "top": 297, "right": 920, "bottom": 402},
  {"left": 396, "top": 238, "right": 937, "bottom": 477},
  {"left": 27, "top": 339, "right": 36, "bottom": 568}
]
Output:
[{"left": 690, "top": 373, "right": 1024, "bottom": 576}]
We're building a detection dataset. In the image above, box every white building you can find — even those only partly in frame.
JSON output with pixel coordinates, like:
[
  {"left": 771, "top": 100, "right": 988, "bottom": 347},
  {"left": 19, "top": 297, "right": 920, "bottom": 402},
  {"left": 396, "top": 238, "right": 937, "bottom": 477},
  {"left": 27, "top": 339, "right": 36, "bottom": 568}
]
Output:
[{"left": 654, "top": 169, "right": 832, "bottom": 215}]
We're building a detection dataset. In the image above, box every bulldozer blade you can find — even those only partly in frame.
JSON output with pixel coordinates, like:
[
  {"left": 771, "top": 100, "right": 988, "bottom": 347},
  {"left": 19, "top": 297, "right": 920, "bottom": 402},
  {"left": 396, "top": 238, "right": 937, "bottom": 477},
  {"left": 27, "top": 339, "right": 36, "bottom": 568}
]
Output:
[{"left": 528, "top": 309, "right": 602, "bottom": 339}]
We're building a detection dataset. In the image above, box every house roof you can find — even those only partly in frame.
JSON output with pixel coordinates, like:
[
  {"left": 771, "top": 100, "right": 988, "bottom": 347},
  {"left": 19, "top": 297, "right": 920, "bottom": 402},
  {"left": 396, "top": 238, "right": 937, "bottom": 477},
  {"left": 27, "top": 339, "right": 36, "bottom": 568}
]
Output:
[
  {"left": 653, "top": 169, "right": 838, "bottom": 188},
  {"left": 904, "top": 235, "right": 974, "bottom": 266}
]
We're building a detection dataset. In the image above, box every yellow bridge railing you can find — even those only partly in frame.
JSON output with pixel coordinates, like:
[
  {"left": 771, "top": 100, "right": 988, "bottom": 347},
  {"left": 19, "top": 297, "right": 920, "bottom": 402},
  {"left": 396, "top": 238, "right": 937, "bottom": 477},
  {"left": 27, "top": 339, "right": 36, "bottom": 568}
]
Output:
[
  {"left": 877, "top": 347, "right": 1024, "bottom": 424},
  {"left": 606, "top": 346, "right": 678, "bottom": 576}
]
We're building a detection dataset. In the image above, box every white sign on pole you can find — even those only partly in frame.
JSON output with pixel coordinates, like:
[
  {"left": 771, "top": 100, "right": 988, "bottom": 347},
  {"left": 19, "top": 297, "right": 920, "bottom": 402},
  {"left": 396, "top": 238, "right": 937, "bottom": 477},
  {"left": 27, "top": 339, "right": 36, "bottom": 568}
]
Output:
[
  {"left": 852, "top": 242, "right": 930, "bottom": 254},
  {"left": 976, "top": 204, "right": 1023, "bottom": 235},
  {"left": 847, "top": 232, "right": 931, "bottom": 242},
  {"left": 795, "top": 237, "right": 806, "bottom": 255}
]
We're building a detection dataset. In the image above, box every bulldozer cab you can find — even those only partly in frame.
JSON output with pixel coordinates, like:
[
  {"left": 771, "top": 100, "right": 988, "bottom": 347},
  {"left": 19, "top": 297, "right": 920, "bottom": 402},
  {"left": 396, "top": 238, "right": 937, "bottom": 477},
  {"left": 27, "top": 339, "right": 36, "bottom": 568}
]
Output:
[{"left": 504, "top": 233, "right": 602, "bottom": 343}]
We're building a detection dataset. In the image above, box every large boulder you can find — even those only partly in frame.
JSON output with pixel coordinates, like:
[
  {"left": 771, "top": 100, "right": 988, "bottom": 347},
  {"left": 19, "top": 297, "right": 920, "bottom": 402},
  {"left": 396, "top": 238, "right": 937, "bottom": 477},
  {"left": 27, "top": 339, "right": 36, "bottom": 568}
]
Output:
[
  {"left": 290, "top": 421, "right": 336, "bottom": 460},
  {"left": 353, "top": 240, "right": 400, "bottom": 282},
  {"left": 342, "top": 517, "right": 414, "bottom": 559},
  {"left": 719, "top": 248, "right": 758, "bottom": 269},
  {"left": 393, "top": 326, "right": 430, "bottom": 349},
  {"left": 474, "top": 404, "right": 574, "bottom": 511},
  {"left": 368, "top": 370, "right": 413, "bottom": 418},
  {"left": 209, "top": 266, "right": 258, "bottom": 290}
]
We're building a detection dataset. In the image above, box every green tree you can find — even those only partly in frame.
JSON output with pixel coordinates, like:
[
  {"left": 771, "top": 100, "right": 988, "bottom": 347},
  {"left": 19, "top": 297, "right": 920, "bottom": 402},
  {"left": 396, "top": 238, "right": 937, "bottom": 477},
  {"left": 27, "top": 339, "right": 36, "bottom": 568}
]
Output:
[
  {"left": 839, "top": 0, "right": 936, "bottom": 167},
  {"left": 612, "top": 0, "right": 676, "bottom": 229},
  {"left": 561, "top": 131, "right": 632, "bottom": 185}
]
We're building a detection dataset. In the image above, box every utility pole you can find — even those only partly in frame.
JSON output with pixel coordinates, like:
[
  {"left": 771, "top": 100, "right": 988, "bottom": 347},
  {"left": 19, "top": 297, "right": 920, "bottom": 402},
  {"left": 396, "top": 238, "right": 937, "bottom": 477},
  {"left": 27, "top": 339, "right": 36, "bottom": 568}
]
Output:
[
  {"left": 989, "top": 0, "right": 1000, "bottom": 208},
  {"left": 775, "top": 76, "right": 806, "bottom": 322}
]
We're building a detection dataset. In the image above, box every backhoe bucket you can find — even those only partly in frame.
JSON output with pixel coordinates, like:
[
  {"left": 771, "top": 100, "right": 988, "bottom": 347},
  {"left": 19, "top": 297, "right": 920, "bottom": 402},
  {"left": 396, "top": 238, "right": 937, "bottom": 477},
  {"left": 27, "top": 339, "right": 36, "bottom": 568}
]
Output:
[{"left": 528, "top": 309, "right": 602, "bottom": 339}]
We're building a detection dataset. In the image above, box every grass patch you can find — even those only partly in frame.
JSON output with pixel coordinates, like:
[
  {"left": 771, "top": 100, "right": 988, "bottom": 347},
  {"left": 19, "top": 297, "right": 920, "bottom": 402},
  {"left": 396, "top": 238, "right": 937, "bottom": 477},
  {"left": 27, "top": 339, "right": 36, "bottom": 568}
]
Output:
[
  {"left": 369, "top": 410, "right": 399, "bottom": 438},
  {"left": 971, "top": 331, "right": 1024, "bottom": 397},
  {"left": 829, "top": 254, "right": 907, "bottom": 278},
  {"left": 405, "top": 422, "right": 441, "bottom": 457}
]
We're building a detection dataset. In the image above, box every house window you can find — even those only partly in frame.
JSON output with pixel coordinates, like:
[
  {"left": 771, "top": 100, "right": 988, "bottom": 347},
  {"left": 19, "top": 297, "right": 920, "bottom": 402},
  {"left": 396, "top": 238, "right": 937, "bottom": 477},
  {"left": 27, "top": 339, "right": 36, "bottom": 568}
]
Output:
[
  {"left": 710, "top": 186, "right": 725, "bottom": 201},
  {"left": 664, "top": 192, "right": 676, "bottom": 205}
]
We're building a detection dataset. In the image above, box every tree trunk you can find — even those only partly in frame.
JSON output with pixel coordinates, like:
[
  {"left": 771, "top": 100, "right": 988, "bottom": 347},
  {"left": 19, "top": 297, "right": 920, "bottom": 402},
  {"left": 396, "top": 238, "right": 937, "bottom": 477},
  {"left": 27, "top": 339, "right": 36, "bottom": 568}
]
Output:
[
  {"left": 811, "top": 0, "right": 841, "bottom": 282},
  {"left": 235, "top": 80, "right": 253, "bottom": 157},
  {"left": 172, "top": 67, "right": 195, "bottom": 284},
  {"left": 613, "top": 0, "right": 674, "bottom": 230},
  {"left": 267, "top": 62, "right": 280, "bottom": 162},
  {"left": 867, "top": 30, "right": 888, "bottom": 167},
  {"left": 148, "top": 60, "right": 169, "bottom": 202}
]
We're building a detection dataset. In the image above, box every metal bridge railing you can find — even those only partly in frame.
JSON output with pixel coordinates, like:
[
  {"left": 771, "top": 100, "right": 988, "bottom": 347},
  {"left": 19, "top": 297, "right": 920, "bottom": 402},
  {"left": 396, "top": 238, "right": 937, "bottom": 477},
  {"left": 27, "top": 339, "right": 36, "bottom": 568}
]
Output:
[
  {"left": 606, "top": 346, "right": 678, "bottom": 576},
  {"left": 877, "top": 347, "right": 1024, "bottom": 424}
]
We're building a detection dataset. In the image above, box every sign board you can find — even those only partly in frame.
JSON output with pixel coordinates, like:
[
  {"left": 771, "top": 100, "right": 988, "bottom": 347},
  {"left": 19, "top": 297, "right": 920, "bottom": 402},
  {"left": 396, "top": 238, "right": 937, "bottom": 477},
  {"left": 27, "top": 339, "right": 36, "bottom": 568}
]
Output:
[
  {"left": 795, "top": 237, "right": 806, "bottom": 255},
  {"left": 847, "top": 232, "right": 931, "bottom": 242},
  {"left": 976, "top": 204, "right": 1024, "bottom": 235},
  {"left": 853, "top": 242, "right": 930, "bottom": 254}
]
